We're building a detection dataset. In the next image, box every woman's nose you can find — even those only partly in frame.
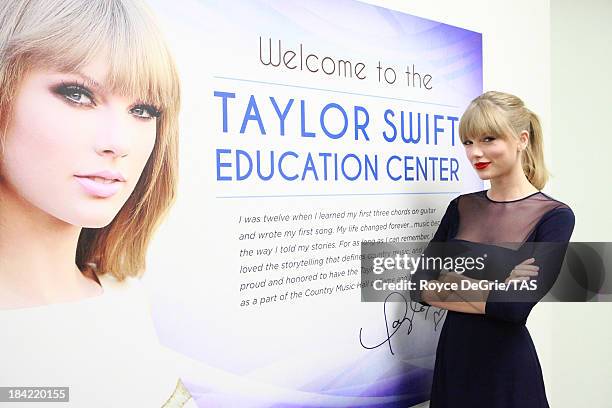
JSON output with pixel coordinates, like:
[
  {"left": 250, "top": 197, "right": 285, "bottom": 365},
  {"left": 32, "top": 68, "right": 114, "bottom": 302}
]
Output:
[
  {"left": 94, "top": 112, "right": 131, "bottom": 158},
  {"left": 469, "top": 145, "right": 483, "bottom": 159}
]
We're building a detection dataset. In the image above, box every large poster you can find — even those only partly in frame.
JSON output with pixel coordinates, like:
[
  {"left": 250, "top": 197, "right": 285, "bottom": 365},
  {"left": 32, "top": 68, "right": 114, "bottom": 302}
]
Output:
[{"left": 145, "top": 0, "right": 483, "bottom": 406}]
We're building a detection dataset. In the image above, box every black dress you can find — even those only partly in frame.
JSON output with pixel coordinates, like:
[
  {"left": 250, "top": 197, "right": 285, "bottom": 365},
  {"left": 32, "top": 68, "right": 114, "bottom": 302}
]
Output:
[{"left": 411, "top": 189, "right": 575, "bottom": 408}]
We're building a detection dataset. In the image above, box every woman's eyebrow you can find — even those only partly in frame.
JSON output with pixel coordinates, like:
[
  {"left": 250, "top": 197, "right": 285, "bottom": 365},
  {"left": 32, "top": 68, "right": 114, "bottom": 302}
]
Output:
[{"left": 68, "top": 71, "right": 106, "bottom": 93}]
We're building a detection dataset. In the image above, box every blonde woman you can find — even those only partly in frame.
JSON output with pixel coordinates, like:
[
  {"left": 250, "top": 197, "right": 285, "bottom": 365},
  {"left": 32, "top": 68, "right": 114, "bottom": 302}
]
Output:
[
  {"left": 0, "top": 0, "right": 194, "bottom": 406},
  {"left": 411, "top": 91, "right": 575, "bottom": 407}
]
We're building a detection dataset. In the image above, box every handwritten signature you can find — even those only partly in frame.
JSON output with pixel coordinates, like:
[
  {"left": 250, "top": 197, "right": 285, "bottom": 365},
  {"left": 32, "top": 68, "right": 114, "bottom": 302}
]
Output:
[{"left": 359, "top": 291, "right": 447, "bottom": 355}]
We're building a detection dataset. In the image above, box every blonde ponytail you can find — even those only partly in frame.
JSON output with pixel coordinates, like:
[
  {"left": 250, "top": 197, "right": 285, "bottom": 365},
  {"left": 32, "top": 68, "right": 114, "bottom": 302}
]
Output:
[{"left": 523, "top": 109, "right": 549, "bottom": 189}]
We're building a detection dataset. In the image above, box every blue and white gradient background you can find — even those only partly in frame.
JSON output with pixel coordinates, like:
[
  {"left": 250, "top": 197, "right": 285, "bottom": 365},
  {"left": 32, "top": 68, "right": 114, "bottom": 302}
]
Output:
[{"left": 144, "top": 0, "right": 483, "bottom": 406}]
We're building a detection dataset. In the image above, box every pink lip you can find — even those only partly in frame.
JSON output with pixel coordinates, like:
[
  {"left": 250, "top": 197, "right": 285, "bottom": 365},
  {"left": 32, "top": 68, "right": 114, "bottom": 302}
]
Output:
[{"left": 74, "top": 175, "right": 124, "bottom": 198}]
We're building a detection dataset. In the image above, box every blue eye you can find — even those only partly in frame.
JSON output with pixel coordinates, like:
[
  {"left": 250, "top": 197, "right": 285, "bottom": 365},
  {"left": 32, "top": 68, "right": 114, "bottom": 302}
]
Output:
[
  {"left": 129, "top": 105, "right": 161, "bottom": 120},
  {"left": 54, "top": 83, "right": 95, "bottom": 106}
]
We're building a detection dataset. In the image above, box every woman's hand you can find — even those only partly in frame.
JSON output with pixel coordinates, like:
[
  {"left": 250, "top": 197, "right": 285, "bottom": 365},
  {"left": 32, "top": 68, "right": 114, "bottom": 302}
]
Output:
[{"left": 504, "top": 257, "right": 539, "bottom": 284}]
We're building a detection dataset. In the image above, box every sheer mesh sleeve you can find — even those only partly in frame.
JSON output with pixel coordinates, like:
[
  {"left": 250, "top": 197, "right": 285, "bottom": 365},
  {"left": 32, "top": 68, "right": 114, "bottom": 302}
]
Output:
[
  {"left": 484, "top": 207, "right": 576, "bottom": 324},
  {"left": 409, "top": 197, "right": 458, "bottom": 307}
]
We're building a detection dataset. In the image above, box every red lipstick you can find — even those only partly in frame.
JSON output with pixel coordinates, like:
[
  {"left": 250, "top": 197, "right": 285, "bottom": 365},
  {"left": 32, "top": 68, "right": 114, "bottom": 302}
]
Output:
[{"left": 474, "top": 162, "right": 491, "bottom": 170}]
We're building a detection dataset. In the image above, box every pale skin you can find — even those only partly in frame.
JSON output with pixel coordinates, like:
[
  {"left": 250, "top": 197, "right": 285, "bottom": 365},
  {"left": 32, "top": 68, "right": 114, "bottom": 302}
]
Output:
[
  {"left": 422, "top": 129, "right": 541, "bottom": 314},
  {"left": 0, "top": 56, "right": 158, "bottom": 309}
]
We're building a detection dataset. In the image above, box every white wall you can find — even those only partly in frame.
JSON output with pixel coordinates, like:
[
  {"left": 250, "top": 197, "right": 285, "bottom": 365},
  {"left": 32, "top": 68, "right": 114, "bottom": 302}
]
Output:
[
  {"left": 358, "top": 1, "right": 560, "bottom": 407},
  {"left": 550, "top": 0, "right": 612, "bottom": 406}
]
